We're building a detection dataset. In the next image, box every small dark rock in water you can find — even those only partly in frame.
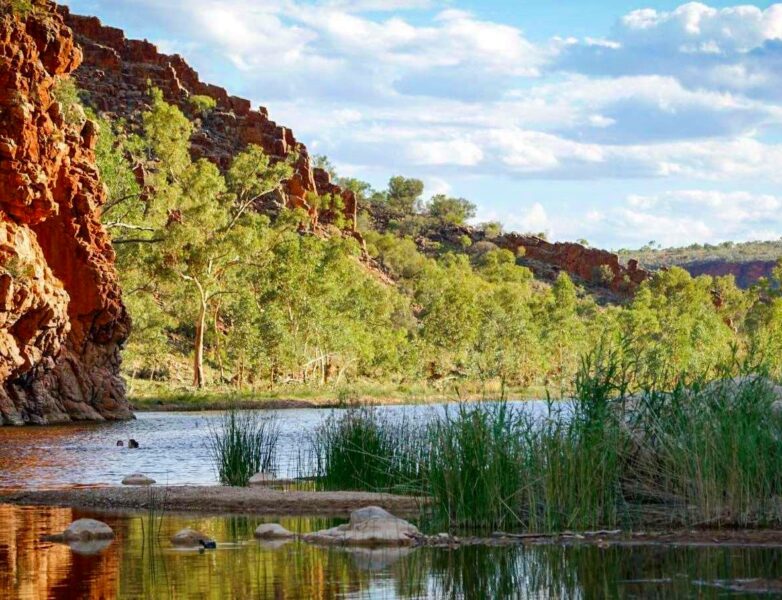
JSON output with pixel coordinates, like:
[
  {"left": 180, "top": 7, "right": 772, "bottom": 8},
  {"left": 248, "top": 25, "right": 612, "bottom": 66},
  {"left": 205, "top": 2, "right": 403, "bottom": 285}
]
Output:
[
  {"left": 116, "top": 440, "right": 124, "bottom": 447},
  {"left": 128, "top": 439, "right": 139, "bottom": 449}
]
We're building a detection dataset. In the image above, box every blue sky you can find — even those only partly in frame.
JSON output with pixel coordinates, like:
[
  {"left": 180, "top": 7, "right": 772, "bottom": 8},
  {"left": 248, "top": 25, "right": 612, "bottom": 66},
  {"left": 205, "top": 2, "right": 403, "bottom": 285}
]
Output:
[{"left": 62, "top": 0, "right": 782, "bottom": 249}]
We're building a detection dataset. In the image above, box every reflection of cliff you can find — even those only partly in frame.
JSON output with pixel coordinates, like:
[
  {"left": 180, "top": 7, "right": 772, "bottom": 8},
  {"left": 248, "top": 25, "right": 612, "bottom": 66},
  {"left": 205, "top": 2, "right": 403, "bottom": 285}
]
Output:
[{"left": 0, "top": 505, "right": 119, "bottom": 599}]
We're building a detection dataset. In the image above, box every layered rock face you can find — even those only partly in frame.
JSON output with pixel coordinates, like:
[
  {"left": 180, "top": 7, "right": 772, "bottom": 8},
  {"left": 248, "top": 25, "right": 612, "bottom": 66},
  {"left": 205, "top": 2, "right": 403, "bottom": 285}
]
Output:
[
  {"left": 497, "top": 234, "right": 650, "bottom": 295},
  {"left": 58, "top": 7, "right": 357, "bottom": 232},
  {"left": 0, "top": 6, "right": 131, "bottom": 424}
]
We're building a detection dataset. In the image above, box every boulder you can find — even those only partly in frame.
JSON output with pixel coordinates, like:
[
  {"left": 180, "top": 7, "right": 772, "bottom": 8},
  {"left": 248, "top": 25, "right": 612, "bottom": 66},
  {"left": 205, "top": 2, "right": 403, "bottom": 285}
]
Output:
[
  {"left": 170, "top": 528, "right": 216, "bottom": 548},
  {"left": 121, "top": 473, "right": 156, "bottom": 486},
  {"left": 303, "top": 506, "right": 421, "bottom": 547},
  {"left": 45, "top": 518, "right": 115, "bottom": 542},
  {"left": 254, "top": 523, "right": 295, "bottom": 540}
]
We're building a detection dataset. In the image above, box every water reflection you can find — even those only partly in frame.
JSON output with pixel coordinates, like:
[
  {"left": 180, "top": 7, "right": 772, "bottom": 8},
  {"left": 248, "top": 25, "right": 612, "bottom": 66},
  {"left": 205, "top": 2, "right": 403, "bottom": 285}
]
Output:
[{"left": 2, "top": 504, "right": 782, "bottom": 599}]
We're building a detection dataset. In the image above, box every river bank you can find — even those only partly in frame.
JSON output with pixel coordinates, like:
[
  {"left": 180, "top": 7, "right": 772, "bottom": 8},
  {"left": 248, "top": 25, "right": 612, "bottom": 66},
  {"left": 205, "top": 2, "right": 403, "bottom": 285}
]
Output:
[
  {"left": 127, "top": 377, "right": 547, "bottom": 412},
  {"left": 0, "top": 485, "right": 425, "bottom": 517}
]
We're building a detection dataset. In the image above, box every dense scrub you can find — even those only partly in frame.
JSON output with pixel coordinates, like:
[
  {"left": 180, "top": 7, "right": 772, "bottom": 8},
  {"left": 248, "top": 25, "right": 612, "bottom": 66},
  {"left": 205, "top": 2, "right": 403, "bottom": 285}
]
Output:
[{"left": 86, "top": 88, "right": 782, "bottom": 398}]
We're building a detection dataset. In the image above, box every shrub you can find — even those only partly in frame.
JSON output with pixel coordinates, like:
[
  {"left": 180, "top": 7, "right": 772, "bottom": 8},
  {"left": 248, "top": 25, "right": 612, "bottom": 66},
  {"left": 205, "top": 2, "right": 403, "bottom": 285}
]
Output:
[{"left": 188, "top": 94, "right": 217, "bottom": 113}]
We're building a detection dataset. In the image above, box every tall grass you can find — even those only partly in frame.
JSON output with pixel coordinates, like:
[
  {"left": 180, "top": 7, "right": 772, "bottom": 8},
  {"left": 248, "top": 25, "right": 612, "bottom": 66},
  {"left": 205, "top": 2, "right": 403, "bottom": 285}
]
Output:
[
  {"left": 310, "top": 407, "right": 425, "bottom": 493},
  {"left": 427, "top": 402, "right": 526, "bottom": 530},
  {"left": 309, "top": 355, "right": 782, "bottom": 532},
  {"left": 208, "top": 410, "right": 280, "bottom": 486}
]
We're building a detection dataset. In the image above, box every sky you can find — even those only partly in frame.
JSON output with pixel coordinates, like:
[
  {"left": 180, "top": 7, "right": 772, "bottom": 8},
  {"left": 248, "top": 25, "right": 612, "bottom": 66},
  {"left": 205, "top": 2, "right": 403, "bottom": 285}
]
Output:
[{"left": 61, "top": 0, "right": 782, "bottom": 249}]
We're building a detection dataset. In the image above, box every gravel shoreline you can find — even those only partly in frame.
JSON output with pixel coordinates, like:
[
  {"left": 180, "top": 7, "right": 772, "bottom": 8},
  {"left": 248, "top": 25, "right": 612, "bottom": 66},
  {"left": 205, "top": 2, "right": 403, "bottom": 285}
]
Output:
[{"left": 0, "top": 485, "right": 426, "bottom": 517}]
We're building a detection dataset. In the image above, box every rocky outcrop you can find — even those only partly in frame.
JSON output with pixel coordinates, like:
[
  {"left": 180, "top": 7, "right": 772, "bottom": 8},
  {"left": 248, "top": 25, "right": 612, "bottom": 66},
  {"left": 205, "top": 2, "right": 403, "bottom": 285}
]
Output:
[
  {"left": 58, "top": 6, "right": 357, "bottom": 233},
  {"left": 497, "top": 234, "right": 650, "bottom": 295},
  {"left": 420, "top": 224, "right": 651, "bottom": 298},
  {"left": 0, "top": 6, "right": 131, "bottom": 424}
]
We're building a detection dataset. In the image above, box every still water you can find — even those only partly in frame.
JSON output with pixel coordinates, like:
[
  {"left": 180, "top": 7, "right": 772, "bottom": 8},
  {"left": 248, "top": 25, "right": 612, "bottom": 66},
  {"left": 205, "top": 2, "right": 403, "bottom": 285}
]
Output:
[
  {"left": 0, "top": 404, "right": 560, "bottom": 490},
  {"left": 2, "top": 407, "right": 782, "bottom": 599},
  {"left": 3, "top": 504, "right": 782, "bottom": 599}
]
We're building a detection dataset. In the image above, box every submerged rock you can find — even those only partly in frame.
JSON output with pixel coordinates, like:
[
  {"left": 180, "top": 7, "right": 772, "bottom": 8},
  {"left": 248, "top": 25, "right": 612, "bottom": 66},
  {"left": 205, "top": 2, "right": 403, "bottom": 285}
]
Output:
[
  {"left": 45, "top": 519, "right": 115, "bottom": 543},
  {"left": 171, "top": 528, "right": 216, "bottom": 549},
  {"left": 303, "top": 506, "right": 421, "bottom": 547},
  {"left": 254, "top": 523, "right": 295, "bottom": 540},
  {"left": 121, "top": 473, "right": 156, "bottom": 486}
]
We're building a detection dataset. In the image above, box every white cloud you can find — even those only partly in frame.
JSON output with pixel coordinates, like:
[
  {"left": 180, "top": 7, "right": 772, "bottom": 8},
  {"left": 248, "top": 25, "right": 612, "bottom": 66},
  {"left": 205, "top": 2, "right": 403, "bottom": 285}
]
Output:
[{"left": 70, "top": 0, "right": 782, "bottom": 247}]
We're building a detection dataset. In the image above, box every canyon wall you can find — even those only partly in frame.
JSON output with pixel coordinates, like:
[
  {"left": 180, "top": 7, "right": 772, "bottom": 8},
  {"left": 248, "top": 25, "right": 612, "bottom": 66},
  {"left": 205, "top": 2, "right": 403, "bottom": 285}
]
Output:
[
  {"left": 680, "top": 260, "right": 777, "bottom": 289},
  {"left": 58, "top": 7, "right": 357, "bottom": 232},
  {"left": 0, "top": 5, "right": 131, "bottom": 424}
]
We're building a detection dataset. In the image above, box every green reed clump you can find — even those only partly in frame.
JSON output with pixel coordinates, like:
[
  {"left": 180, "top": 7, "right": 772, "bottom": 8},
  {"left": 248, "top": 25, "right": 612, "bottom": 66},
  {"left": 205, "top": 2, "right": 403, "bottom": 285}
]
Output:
[
  {"left": 208, "top": 410, "right": 280, "bottom": 486},
  {"left": 311, "top": 406, "right": 426, "bottom": 493},
  {"left": 426, "top": 401, "right": 526, "bottom": 530},
  {"left": 628, "top": 374, "right": 782, "bottom": 527}
]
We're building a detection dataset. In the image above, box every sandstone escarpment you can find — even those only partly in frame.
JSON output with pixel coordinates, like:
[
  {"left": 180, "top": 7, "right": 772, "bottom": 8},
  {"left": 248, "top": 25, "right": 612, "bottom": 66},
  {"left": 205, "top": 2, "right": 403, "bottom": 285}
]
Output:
[
  {"left": 497, "top": 234, "right": 650, "bottom": 296},
  {"left": 0, "top": 5, "right": 131, "bottom": 424},
  {"left": 58, "top": 6, "right": 357, "bottom": 233}
]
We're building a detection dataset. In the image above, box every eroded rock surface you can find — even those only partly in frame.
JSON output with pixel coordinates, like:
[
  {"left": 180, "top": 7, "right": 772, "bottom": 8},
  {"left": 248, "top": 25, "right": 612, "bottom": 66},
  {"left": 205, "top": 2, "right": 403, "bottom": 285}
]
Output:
[
  {"left": 254, "top": 523, "right": 295, "bottom": 540},
  {"left": 0, "top": 5, "right": 130, "bottom": 424}
]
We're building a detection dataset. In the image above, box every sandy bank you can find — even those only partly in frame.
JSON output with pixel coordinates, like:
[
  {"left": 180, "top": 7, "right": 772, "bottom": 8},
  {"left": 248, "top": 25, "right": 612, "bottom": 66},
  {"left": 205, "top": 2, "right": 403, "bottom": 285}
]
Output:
[{"left": 0, "top": 486, "right": 425, "bottom": 517}]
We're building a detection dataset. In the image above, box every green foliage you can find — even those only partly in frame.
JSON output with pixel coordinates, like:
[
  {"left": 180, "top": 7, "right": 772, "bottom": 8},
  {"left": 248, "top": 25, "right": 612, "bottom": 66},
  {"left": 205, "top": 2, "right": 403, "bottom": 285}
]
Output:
[
  {"left": 188, "top": 94, "right": 217, "bottom": 113},
  {"left": 427, "top": 194, "right": 476, "bottom": 226},
  {"left": 427, "top": 402, "right": 527, "bottom": 530},
  {"left": 208, "top": 410, "right": 280, "bottom": 486},
  {"left": 95, "top": 92, "right": 782, "bottom": 402},
  {"left": 382, "top": 176, "right": 424, "bottom": 215},
  {"left": 51, "top": 77, "right": 85, "bottom": 126},
  {"left": 3, "top": 0, "right": 34, "bottom": 18},
  {"left": 480, "top": 221, "right": 503, "bottom": 239}
]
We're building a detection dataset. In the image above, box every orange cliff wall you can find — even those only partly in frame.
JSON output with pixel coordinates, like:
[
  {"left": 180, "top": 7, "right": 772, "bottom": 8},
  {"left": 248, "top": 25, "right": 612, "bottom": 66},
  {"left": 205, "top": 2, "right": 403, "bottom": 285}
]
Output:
[
  {"left": 58, "top": 6, "right": 358, "bottom": 233},
  {"left": 0, "top": 5, "right": 131, "bottom": 424}
]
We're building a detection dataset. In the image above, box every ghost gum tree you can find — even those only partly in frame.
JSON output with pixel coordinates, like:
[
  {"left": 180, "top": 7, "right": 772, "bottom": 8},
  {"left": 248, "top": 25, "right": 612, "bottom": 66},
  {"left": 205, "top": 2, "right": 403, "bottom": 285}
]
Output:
[{"left": 113, "top": 89, "right": 292, "bottom": 387}]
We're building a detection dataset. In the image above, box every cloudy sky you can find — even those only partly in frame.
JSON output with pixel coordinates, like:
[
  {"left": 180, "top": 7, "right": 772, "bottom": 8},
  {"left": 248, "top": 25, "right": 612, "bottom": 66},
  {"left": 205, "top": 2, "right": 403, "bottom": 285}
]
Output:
[{"left": 62, "top": 0, "right": 782, "bottom": 249}]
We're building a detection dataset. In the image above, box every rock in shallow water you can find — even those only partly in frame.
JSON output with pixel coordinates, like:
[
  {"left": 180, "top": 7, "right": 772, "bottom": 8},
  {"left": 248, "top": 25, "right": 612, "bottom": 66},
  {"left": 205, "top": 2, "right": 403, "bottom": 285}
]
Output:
[
  {"left": 254, "top": 523, "right": 295, "bottom": 539},
  {"left": 45, "top": 519, "right": 115, "bottom": 542},
  {"left": 171, "top": 528, "right": 216, "bottom": 548},
  {"left": 121, "top": 473, "right": 156, "bottom": 486},
  {"left": 303, "top": 506, "right": 421, "bottom": 547}
]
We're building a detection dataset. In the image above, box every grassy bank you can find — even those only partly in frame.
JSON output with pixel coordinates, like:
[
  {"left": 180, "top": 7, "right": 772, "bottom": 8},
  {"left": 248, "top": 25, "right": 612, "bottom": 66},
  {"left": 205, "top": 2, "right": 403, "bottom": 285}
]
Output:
[
  {"left": 305, "top": 352, "right": 782, "bottom": 533},
  {"left": 127, "top": 376, "right": 547, "bottom": 411}
]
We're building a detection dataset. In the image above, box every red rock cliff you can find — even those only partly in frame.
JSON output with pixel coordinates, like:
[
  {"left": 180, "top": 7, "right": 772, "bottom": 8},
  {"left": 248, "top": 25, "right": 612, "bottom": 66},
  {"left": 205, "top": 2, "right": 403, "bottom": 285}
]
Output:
[
  {"left": 57, "top": 6, "right": 357, "bottom": 232},
  {"left": 0, "top": 5, "right": 131, "bottom": 424},
  {"left": 497, "top": 234, "right": 650, "bottom": 295}
]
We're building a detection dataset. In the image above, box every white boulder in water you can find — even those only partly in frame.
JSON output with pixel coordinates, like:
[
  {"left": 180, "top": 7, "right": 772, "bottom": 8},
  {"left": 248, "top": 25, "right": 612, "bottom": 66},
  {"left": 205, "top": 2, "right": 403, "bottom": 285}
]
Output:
[
  {"left": 254, "top": 523, "right": 295, "bottom": 539},
  {"left": 303, "top": 506, "right": 421, "bottom": 546},
  {"left": 171, "top": 528, "right": 216, "bottom": 548}
]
